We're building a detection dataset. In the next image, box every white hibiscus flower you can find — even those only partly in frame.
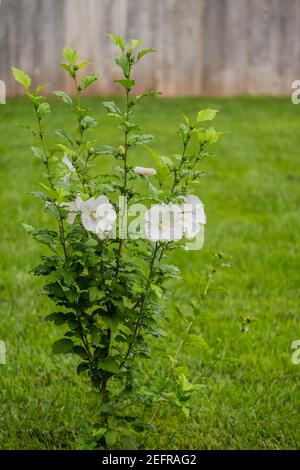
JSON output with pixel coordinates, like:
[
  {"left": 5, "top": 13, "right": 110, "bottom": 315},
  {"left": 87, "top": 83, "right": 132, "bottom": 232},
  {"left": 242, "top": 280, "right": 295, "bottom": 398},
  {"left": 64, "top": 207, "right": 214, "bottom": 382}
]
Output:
[
  {"left": 145, "top": 203, "right": 183, "bottom": 242},
  {"left": 180, "top": 195, "right": 206, "bottom": 238},
  {"left": 80, "top": 196, "right": 116, "bottom": 238}
]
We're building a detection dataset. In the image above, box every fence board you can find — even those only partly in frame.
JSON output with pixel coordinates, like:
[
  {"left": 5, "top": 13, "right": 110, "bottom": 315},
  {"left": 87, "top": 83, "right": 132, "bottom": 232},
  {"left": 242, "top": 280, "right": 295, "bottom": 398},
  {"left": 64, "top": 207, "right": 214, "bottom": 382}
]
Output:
[{"left": 0, "top": 0, "right": 299, "bottom": 96}]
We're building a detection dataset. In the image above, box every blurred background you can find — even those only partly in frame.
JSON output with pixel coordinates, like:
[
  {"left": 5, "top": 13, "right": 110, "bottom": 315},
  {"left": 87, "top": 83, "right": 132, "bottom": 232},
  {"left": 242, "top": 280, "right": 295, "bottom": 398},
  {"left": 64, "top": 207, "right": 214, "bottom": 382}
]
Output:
[{"left": 1, "top": 0, "right": 300, "bottom": 96}]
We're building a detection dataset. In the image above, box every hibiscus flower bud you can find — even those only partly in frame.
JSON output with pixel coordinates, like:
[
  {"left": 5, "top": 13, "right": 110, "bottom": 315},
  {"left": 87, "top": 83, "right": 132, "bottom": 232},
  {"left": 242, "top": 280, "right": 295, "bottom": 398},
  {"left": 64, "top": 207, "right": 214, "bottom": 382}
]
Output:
[
  {"left": 118, "top": 145, "right": 125, "bottom": 155},
  {"left": 133, "top": 166, "right": 157, "bottom": 176}
]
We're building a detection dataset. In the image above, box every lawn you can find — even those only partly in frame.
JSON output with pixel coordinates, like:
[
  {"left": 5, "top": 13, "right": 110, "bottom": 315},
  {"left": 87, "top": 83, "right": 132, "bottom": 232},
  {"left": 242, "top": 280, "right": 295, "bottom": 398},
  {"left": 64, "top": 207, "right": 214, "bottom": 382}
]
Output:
[{"left": 0, "top": 96, "right": 300, "bottom": 450}]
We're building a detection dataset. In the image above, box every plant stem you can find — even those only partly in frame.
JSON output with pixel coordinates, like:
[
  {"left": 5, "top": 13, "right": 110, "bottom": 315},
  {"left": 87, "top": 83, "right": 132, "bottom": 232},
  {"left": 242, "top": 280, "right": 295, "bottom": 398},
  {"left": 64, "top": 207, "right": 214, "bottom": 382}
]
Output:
[
  {"left": 157, "top": 137, "right": 191, "bottom": 263},
  {"left": 34, "top": 106, "right": 67, "bottom": 259},
  {"left": 99, "top": 328, "right": 111, "bottom": 400},
  {"left": 115, "top": 88, "right": 131, "bottom": 275},
  {"left": 75, "top": 310, "right": 93, "bottom": 364},
  {"left": 73, "top": 75, "right": 88, "bottom": 193},
  {"left": 168, "top": 138, "right": 190, "bottom": 200},
  {"left": 119, "top": 242, "right": 160, "bottom": 369}
]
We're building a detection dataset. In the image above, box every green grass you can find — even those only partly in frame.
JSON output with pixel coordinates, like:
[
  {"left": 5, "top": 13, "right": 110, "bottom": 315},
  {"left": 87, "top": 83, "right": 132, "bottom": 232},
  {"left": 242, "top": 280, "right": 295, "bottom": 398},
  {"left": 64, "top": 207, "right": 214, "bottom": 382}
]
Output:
[{"left": 0, "top": 96, "right": 300, "bottom": 449}]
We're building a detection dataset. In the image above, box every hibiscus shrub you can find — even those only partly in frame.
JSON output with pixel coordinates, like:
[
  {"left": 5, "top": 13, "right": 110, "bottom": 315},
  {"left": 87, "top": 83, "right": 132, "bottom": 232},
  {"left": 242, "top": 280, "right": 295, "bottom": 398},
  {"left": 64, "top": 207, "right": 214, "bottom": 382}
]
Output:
[{"left": 12, "top": 34, "right": 223, "bottom": 449}]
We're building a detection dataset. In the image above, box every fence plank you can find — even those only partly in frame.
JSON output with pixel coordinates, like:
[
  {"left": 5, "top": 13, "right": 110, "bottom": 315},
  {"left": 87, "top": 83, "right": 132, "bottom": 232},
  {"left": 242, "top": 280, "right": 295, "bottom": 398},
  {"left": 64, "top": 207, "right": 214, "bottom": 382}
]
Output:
[{"left": 0, "top": 0, "right": 299, "bottom": 96}]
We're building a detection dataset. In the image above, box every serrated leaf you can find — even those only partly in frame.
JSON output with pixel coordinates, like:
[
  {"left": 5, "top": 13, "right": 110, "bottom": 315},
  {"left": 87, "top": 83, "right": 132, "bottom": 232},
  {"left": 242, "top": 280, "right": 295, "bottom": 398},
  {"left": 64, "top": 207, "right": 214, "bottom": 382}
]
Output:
[
  {"left": 61, "top": 46, "right": 78, "bottom": 65},
  {"left": 135, "top": 90, "right": 159, "bottom": 104},
  {"left": 102, "top": 101, "right": 122, "bottom": 115},
  {"left": 36, "top": 84, "right": 50, "bottom": 94},
  {"left": 89, "top": 287, "right": 106, "bottom": 302},
  {"left": 22, "top": 223, "right": 35, "bottom": 234},
  {"left": 107, "top": 33, "right": 125, "bottom": 52},
  {"left": 60, "top": 62, "right": 73, "bottom": 75},
  {"left": 78, "top": 61, "right": 92, "bottom": 69},
  {"left": 45, "top": 201, "right": 61, "bottom": 221},
  {"left": 54, "top": 129, "right": 74, "bottom": 146},
  {"left": 131, "top": 39, "right": 144, "bottom": 51},
  {"left": 54, "top": 90, "right": 73, "bottom": 105},
  {"left": 114, "top": 79, "right": 135, "bottom": 91},
  {"left": 11, "top": 67, "right": 31, "bottom": 91},
  {"left": 96, "top": 145, "right": 116, "bottom": 155},
  {"left": 37, "top": 102, "right": 51, "bottom": 119},
  {"left": 115, "top": 55, "right": 130, "bottom": 77},
  {"left": 81, "top": 115, "right": 97, "bottom": 129},
  {"left": 81, "top": 74, "right": 99, "bottom": 89},
  {"left": 137, "top": 49, "right": 156, "bottom": 61},
  {"left": 197, "top": 108, "right": 218, "bottom": 122},
  {"left": 31, "top": 146, "right": 45, "bottom": 162}
]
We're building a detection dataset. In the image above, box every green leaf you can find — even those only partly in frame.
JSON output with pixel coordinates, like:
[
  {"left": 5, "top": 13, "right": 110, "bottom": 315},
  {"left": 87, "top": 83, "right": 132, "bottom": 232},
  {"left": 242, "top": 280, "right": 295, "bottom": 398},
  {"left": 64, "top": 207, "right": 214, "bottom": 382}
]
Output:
[
  {"left": 22, "top": 223, "right": 35, "bottom": 234},
  {"left": 137, "top": 49, "right": 156, "bottom": 61},
  {"left": 28, "top": 228, "right": 58, "bottom": 250},
  {"left": 107, "top": 33, "right": 125, "bottom": 52},
  {"left": 131, "top": 39, "right": 144, "bottom": 51},
  {"left": 31, "top": 146, "right": 45, "bottom": 162},
  {"left": 81, "top": 74, "right": 99, "bottom": 89},
  {"left": 81, "top": 115, "right": 97, "bottom": 129},
  {"left": 61, "top": 46, "right": 78, "bottom": 65},
  {"left": 135, "top": 90, "right": 159, "bottom": 104},
  {"left": 96, "top": 145, "right": 116, "bottom": 155},
  {"left": 30, "top": 191, "right": 49, "bottom": 202},
  {"left": 45, "top": 312, "right": 68, "bottom": 326},
  {"left": 205, "top": 127, "right": 226, "bottom": 144},
  {"left": 52, "top": 338, "right": 74, "bottom": 354},
  {"left": 73, "top": 345, "right": 89, "bottom": 360},
  {"left": 78, "top": 61, "right": 92, "bottom": 69},
  {"left": 37, "top": 102, "right": 51, "bottom": 119},
  {"left": 115, "top": 55, "right": 130, "bottom": 77},
  {"left": 102, "top": 101, "right": 122, "bottom": 115},
  {"left": 36, "top": 84, "right": 50, "bottom": 94},
  {"left": 45, "top": 202, "right": 61, "bottom": 221},
  {"left": 54, "top": 129, "right": 74, "bottom": 146},
  {"left": 11, "top": 67, "right": 31, "bottom": 91},
  {"left": 114, "top": 79, "right": 135, "bottom": 92},
  {"left": 197, "top": 108, "right": 218, "bottom": 123},
  {"left": 89, "top": 287, "right": 106, "bottom": 302},
  {"left": 77, "top": 362, "right": 90, "bottom": 375},
  {"left": 54, "top": 90, "right": 73, "bottom": 105},
  {"left": 60, "top": 62, "right": 73, "bottom": 76}
]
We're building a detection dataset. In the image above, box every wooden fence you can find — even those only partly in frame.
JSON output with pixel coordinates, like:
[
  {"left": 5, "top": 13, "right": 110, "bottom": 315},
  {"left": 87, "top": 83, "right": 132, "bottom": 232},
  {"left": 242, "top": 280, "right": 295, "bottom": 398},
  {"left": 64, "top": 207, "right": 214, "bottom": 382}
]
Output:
[{"left": 1, "top": 0, "right": 300, "bottom": 96}]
